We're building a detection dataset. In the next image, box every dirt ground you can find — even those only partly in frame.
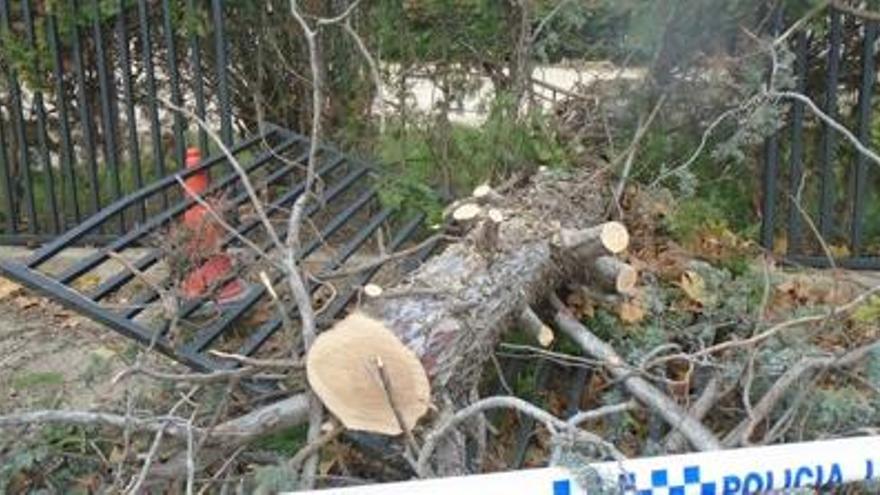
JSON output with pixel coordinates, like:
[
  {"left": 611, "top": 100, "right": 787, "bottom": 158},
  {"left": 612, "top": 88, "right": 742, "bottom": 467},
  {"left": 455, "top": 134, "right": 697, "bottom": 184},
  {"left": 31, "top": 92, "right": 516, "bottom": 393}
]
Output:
[{"left": 0, "top": 283, "right": 180, "bottom": 415}]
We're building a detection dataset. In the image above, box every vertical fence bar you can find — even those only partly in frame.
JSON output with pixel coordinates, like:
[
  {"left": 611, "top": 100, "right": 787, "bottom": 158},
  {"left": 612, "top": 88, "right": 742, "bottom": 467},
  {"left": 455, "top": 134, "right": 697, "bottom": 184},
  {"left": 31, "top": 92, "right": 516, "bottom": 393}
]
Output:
[
  {"left": 71, "top": 0, "right": 102, "bottom": 217},
  {"left": 117, "top": 0, "right": 145, "bottom": 223},
  {"left": 0, "top": 0, "right": 37, "bottom": 233},
  {"left": 0, "top": 110, "right": 15, "bottom": 233},
  {"left": 22, "top": 0, "right": 60, "bottom": 234},
  {"left": 760, "top": 7, "right": 783, "bottom": 251},
  {"left": 850, "top": 21, "right": 876, "bottom": 256},
  {"left": 761, "top": 133, "right": 780, "bottom": 251},
  {"left": 212, "top": 0, "right": 232, "bottom": 145},
  {"left": 786, "top": 31, "right": 808, "bottom": 257},
  {"left": 138, "top": 0, "right": 167, "bottom": 209},
  {"left": 818, "top": 8, "right": 841, "bottom": 242},
  {"left": 188, "top": 0, "right": 209, "bottom": 154},
  {"left": 92, "top": 0, "right": 124, "bottom": 233},
  {"left": 162, "top": 0, "right": 186, "bottom": 169},
  {"left": 47, "top": 15, "right": 80, "bottom": 226}
]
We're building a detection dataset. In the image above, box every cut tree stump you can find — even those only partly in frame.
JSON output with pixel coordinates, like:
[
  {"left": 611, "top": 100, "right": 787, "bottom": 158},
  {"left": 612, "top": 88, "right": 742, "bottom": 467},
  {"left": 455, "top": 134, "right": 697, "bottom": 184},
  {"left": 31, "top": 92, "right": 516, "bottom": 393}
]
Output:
[{"left": 306, "top": 312, "right": 431, "bottom": 435}]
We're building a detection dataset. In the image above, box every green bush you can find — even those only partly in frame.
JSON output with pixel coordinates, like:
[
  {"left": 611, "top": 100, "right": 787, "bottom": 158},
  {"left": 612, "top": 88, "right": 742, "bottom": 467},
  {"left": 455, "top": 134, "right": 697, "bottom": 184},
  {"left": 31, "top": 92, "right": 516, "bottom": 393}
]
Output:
[{"left": 375, "top": 97, "right": 572, "bottom": 221}]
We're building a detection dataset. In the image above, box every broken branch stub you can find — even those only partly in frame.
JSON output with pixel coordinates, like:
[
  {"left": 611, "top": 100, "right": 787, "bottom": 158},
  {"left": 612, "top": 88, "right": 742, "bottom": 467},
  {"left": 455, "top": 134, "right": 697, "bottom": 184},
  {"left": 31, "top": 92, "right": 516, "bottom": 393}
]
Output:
[
  {"left": 517, "top": 307, "right": 554, "bottom": 347},
  {"left": 306, "top": 312, "right": 431, "bottom": 435},
  {"left": 363, "top": 283, "right": 384, "bottom": 298},
  {"left": 556, "top": 221, "right": 629, "bottom": 259},
  {"left": 452, "top": 203, "right": 482, "bottom": 222},
  {"left": 472, "top": 184, "right": 504, "bottom": 204},
  {"left": 592, "top": 256, "right": 638, "bottom": 294}
]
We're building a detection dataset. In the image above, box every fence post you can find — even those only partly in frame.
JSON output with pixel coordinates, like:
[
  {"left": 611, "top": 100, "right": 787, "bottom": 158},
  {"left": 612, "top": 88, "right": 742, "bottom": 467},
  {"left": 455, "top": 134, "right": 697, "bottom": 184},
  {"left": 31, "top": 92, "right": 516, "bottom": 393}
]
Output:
[
  {"left": 818, "top": 8, "right": 842, "bottom": 241},
  {"left": 850, "top": 21, "right": 877, "bottom": 256},
  {"left": 0, "top": 0, "right": 38, "bottom": 233},
  {"left": 212, "top": 0, "right": 233, "bottom": 146}
]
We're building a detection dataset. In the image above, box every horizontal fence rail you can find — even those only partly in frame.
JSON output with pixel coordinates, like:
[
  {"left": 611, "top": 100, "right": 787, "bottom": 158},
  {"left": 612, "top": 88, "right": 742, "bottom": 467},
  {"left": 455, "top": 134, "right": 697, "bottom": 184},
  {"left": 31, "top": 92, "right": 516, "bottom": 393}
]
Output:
[
  {"left": 0, "top": 0, "right": 236, "bottom": 245},
  {"left": 762, "top": 5, "right": 880, "bottom": 269}
]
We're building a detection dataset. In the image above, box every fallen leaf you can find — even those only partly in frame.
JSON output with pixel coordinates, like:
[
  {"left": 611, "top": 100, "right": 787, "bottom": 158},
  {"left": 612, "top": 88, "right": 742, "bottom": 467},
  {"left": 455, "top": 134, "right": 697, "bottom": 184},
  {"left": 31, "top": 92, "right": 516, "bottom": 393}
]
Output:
[
  {"left": 829, "top": 244, "right": 851, "bottom": 259},
  {"left": 0, "top": 276, "right": 21, "bottom": 300},
  {"left": 679, "top": 270, "right": 708, "bottom": 306},
  {"left": 566, "top": 288, "right": 595, "bottom": 320},
  {"left": 617, "top": 300, "right": 645, "bottom": 324},
  {"left": 72, "top": 273, "right": 102, "bottom": 292},
  {"left": 109, "top": 446, "right": 126, "bottom": 464},
  {"left": 852, "top": 295, "right": 880, "bottom": 323},
  {"left": 12, "top": 296, "right": 40, "bottom": 310}
]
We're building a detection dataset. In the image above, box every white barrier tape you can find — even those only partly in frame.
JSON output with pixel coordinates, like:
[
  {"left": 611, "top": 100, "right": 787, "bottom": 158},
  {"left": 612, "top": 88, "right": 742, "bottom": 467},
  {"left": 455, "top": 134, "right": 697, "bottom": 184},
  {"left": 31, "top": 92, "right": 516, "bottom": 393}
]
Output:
[{"left": 296, "top": 436, "right": 880, "bottom": 495}]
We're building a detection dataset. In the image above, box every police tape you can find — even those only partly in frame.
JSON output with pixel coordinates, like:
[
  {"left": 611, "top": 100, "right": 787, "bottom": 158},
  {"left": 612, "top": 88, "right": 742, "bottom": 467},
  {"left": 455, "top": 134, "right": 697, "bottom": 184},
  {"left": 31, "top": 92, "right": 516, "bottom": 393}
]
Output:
[{"left": 296, "top": 435, "right": 880, "bottom": 495}]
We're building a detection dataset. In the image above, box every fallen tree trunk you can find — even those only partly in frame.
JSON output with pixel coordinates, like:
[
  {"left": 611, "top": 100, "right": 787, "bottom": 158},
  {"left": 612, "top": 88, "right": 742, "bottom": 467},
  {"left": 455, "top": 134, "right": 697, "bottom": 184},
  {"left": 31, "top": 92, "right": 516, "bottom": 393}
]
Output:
[
  {"left": 155, "top": 169, "right": 618, "bottom": 478},
  {"left": 353, "top": 170, "right": 618, "bottom": 474}
]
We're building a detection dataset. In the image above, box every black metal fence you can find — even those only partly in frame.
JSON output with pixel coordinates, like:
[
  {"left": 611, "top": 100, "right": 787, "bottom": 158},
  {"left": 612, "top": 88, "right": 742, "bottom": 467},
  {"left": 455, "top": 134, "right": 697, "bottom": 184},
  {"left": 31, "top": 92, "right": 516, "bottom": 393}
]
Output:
[
  {"left": 0, "top": 0, "right": 235, "bottom": 245},
  {"left": 762, "top": 5, "right": 880, "bottom": 269},
  {"left": 0, "top": 124, "right": 432, "bottom": 371}
]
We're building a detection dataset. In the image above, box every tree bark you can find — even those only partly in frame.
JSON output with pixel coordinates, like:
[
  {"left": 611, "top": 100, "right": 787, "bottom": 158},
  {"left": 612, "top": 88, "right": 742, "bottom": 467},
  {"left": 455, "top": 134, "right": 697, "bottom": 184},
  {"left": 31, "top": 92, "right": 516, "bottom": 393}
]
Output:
[{"left": 352, "top": 170, "right": 614, "bottom": 474}]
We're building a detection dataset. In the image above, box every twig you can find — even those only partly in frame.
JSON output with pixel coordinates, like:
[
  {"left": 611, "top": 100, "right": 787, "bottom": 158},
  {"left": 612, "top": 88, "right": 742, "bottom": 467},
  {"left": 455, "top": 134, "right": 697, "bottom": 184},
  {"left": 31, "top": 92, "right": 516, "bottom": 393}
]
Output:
[
  {"left": 417, "top": 396, "right": 623, "bottom": 477},
  {"left": 127, "top": 386, "right": 200, "bottom": 494},
  {"left": 771, "top": 90, "right": 880, "bottom": 169},
  {"left": 566, "top": 401, "right": 638, "bottom": 427},
  {"left": 343, "top": 20, "right": 385, "bottom": 133},
  {"left": 723, "top": 340, "right": 880, "bottom": 447},
  {"left": 320, "top": 234, "right": 449, "bottom": 279},
  {"left": 260, "top": 270, "right": 295, "bottom": 337},
  {"left": 774, "top": 1, "right": 831, "bottom": 46},
  {"left": 650, "top": 103, "right": 748, "bottom": 188},
  {"left": 112, "top": 364, "right": 284, "bottom": 385},
  {"left": 787, "top": 191, "right": 837, "bottom": 269},
  {"left": 287, "top": 1, "right": 350, "bottom": 486},
  {"left": 156, "top": 97, "right": 286, "bottom": 255},
  {"left": 208, "top": 350, "right": 301, "bottom": 369},
  {"left": 107, "top": 252, "right": 179, "bottom": 348},
  {"left": 186, "top": 409, "right": 197, "bottom": 495},
  {"left": 197, "top": 446, "right": 245, "bottom": 495},
  {"left": 372, "top": 356, "right": 420, "bottom": 458},
  {"left": 314, "top": 0, "right": 363, "bottom": 25},
  {"left": 830, "top": 0, "right": 880, "bottom": 22},
  {"left": 531, "top": 0, "right": 574, "bottom": 43},
  {"left": 649, "top": 284, "right": 880, "bottom": 366},
  {"left": 612, "top": 93, "right": 667, "bottom": 204},
  {"left": 288, "top": 422, "right": 344, "bottom": 474}
]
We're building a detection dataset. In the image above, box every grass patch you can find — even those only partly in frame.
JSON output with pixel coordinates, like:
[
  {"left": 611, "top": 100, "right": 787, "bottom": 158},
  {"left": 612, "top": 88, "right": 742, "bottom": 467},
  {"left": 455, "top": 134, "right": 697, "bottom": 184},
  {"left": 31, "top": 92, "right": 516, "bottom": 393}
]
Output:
[
  {"left": 375, "top": 98, "right": 574, "bottom": 222},
  {"left": 253, "top": 424, "right": 308, "bottom": 456},
  {"left": 12, "top": 371, "right": 64, "bottom": 390}
]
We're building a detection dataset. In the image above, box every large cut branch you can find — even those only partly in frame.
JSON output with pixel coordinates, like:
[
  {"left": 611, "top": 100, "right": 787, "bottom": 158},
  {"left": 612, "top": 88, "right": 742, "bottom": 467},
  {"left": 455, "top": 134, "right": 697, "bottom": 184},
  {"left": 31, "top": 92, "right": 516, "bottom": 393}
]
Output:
[{"left": 550, "top": 295, "right": 722, "bottom": 452}]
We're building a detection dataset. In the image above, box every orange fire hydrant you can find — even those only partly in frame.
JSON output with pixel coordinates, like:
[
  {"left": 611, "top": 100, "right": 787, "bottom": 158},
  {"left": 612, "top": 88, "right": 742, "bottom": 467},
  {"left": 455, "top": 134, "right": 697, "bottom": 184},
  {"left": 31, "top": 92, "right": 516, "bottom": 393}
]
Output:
[{"left": 179, "top": 148, "right": 246, "bottom": 304}]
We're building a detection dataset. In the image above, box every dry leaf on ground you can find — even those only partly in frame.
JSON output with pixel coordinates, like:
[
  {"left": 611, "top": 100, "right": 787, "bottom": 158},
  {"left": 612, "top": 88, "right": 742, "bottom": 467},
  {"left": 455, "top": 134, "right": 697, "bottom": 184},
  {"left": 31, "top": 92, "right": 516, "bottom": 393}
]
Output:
[
  {"left": 0, "top": 276, "right": 21, "bottom": 300},
  {"left": 618, "top": 300, "right": 646, "bottom": 324},
  {"left": 679, "top": 270, "right": 708, "bottom": 306}
]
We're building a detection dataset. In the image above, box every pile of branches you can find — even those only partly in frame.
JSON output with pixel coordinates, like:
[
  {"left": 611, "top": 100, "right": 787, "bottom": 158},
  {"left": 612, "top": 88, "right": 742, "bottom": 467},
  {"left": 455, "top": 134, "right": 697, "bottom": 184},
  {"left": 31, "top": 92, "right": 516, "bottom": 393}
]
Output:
[{"left": 3, "top": 164, "right": 880, "bottom": 492}]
